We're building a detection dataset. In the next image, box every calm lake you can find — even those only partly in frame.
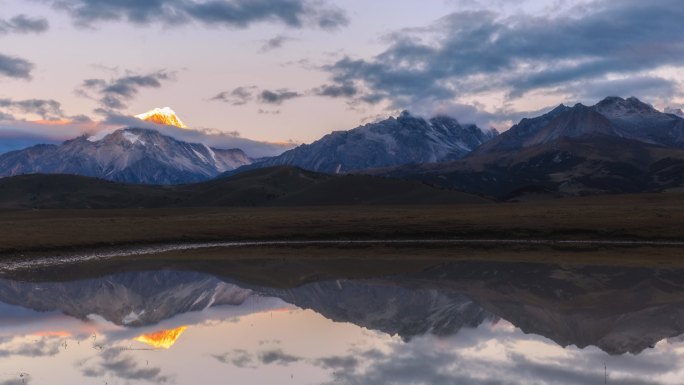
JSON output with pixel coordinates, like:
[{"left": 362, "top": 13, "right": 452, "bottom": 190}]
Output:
[{"left": 0, "top": 255, "right": 683, "bottom": 384}]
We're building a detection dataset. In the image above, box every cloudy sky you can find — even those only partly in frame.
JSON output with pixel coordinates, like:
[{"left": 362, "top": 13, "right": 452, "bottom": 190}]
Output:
[{"left": 1, "top": 0, "right": 683, "bottom": 151}]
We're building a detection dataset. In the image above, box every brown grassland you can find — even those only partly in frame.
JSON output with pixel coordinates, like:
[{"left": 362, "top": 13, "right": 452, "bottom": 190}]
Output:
[{"left": 0, "top": 191, "right": 682, "bottom": 264}]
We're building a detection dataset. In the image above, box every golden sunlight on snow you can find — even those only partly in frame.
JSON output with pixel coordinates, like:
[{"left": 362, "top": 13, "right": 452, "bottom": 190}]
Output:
[
  {"left": 134, "top": 326, "right": 188, "bottom": 349},
  {"left": 135, "top": 107, "right": 187, "bottom": 128}
]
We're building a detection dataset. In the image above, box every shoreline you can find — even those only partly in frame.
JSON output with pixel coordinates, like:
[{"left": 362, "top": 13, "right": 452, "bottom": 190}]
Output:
[
  {"left": 2, "top": 239, "right": 684, "bottom": 285},
  {"left": 3, "top": 236, "right": 684, "bottom": 260},
  {"left": 1, "top": 193, "right": 683, "bottom": 269}
]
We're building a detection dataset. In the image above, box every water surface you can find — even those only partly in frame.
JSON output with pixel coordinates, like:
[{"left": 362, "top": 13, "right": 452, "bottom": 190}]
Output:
[{"left": 0, "top": 258, "right": 683, "bottom": 384}]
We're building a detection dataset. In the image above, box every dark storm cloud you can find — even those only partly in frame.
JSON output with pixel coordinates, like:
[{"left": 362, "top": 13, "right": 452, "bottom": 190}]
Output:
[
  {"left": 210, "top": 86, "right": 256, "bottom": 105},
  {"left": 212, "top": 83, "right": 359, "bottom": 107},
  {"left": 0, "top": 379, "right": 31, "bottom": 385},
  {"left": 507, "top": 353, "right": 666, "bottom": 385},
  {"left": 324, "top": 0, "right": 684, "bottom": 110},
  {"left": 564, "top": 76, "right": 679, "bottom": 102},
  {"left": 213, "top": 349, "right": 257, "bottom": 368},
  {"left": 259, "top": 89, "right": 301, "bottom": 104},
  {"left": 259, "top": 35, "right": 294, "bottom": 52},
  {"left": 213, "top": 349, "right": 301, "bottom": 367},
  {"left": 0, "top": 98, "right": 65, "bottom": 120},
  {"left": 320, "top": 347, "right": 507, "bottom": 385},
  {"left": 0, "top": 15, "right": 49, "bottom": 34},
  {"left": 0, "top": 16, "right": 45, "bottom": 81},
  {"left": 211, "top": 86, "right": 301, "bottom": 106},
  {"left": 313, "top": 83, "right": 357, "bottom": 98},
  {"left": 314, "top": 355, "right": 360, "bottom": 371},
  {"left": 77, "top": 71, "right": 173, "bottom": 110},
  {"left": 258, "top": 349, "right": 301, "bottom": 365},
  {"left": 185, "top": 0, "right": 304, "bottom": 28},
  {"left": 100, "top": 74, "right": 170, "bottom": 97},
  {"left": 316, "top": 343, "right": 673, "bottom": 385},
  {"left": 81, "top": 348, "right": 168, "bottom": 382},
  {"left": 101, "top": 357, "right": 166, "bottom": 382},
  {"left": 566, "top": 348, "right": 682, "bottom": 378},
  {"left": 51, "top": 0, "right": 348, "bottom": 30},
  {"left": 0, "top": 53, "right": 33, "bottom": 79}
]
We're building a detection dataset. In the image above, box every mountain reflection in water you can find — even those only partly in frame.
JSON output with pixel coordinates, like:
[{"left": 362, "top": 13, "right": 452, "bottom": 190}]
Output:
[{"left": 0, "top": 261, "right": 683, "bottom": 384}]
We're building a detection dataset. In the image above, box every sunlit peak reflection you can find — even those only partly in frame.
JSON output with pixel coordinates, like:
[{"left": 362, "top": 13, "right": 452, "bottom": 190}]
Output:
[{"left": 134, "top": 326, "right": 188, "bottom": 349}]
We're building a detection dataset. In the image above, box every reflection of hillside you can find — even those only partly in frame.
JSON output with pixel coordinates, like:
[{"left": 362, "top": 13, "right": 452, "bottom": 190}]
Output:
[
  {"left": 0, "top": 270, "right": 252, "bottom": 326},
  {"left": 263, "top": 262, "right": 684, "bottom": 354},
  {"left": 396, "top": 262, "right": 684, "bottom": 354},
  {"left": 2, "top": 262, "right": 684, "bottom": 355},
  {"left": 267, "top": 280, "right": 497, "bottom": 341}
]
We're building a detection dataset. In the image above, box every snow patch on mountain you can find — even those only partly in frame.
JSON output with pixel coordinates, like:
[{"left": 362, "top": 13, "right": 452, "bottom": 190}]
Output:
[
  {"left": 122, "top": 131, "right": 145, "bottom": 146},
  {"left": 204, "top": 144, "right": 218, "bottom": 163},
  {"left": 192, "top": 148, "right": 209, "bottom": 164},
  {"left": 123, "top": 310, "right": 146, "bottom": 325}
]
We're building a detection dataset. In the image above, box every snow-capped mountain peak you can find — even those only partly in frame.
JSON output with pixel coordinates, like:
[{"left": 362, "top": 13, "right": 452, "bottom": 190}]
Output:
[
  {"left": 235, "top": 111, "right": 498, "bottom": 174},
  {"left": 0, "top": 127, "right": 252, "bottom": 184},
  {"left": 135, "top": 107, "right": 187, "bottom": 128},
  {"left": 594, "top": 96, "right": 658, "bottom": 117}
]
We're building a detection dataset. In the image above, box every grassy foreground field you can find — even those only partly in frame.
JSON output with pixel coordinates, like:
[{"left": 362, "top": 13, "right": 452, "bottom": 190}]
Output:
[{"left": 1, "top": 191, "right": 683, "bottom": 255}]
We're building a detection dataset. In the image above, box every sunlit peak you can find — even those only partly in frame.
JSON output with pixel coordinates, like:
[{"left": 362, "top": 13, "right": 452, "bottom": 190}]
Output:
[
  {"left": 134, "top": 326, "right": 188, "bottom": 349},
  {"left": 135, "top": 107, "right": 187, "bottom": 128}
]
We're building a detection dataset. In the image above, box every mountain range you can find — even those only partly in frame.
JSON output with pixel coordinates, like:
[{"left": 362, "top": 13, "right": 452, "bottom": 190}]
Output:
[
  {"left": 229, "top": 111, "right": 497, "bottom": 174},
  {"left": 0, "top": 128, "right": 251, "bottom": 184},
  {"left": 478, "top": 97, "right": 684, "bottom": 153},
  {"left": 373, "top": 97, "right": 684, "bottom": 199},
  {"left": 0, "top": 96, "right": 683, "bottom": 198}
]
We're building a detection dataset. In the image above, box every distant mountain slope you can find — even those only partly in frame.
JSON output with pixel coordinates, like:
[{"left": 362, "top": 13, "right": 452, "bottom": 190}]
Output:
[
  {"left": 230, "top": 111, "right": 497, "bottom": 175},
  {"left": 476, "top": 96, "right": 684, "bottom": 155},
  {"left": 0, "top": 128, "right": 251, "bottom": 184},
  {"left": 0, "top": 166, "right": 490, "bottom": 209},
  {"left": 383, "top": 136, "right": 684, "bottom": 199},
  {"left": 375, "top": 97, "right": 684, "bottom": 199},
  {"left": 0, "top": 174, "right": 169, "bottom": 209},
  {"left": 594, "top": 96, "right": 684, "bottom": 146},
  {"left": 191, "top": 166, "right": 490, "bottom": 206}
]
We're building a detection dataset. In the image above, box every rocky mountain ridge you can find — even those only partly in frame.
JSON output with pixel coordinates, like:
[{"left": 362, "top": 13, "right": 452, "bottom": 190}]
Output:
[
  {"left": 230, "top": 111, "right": 498, "bottom": 175},
  {"left": 0, "top": 127, "right": 251, "bottom": 184}
]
